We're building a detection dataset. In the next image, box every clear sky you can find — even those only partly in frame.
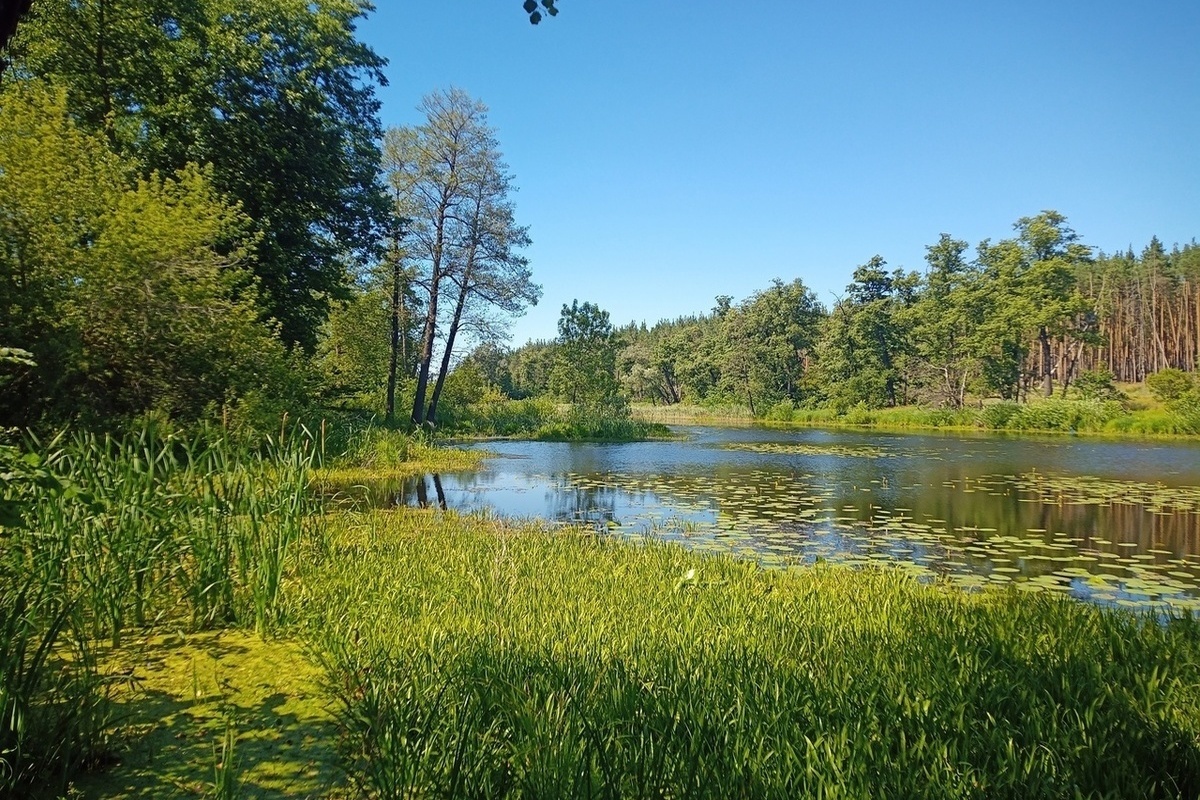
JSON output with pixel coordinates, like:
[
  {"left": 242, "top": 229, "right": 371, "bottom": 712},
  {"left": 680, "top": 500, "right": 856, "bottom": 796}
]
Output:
[{"left": 358, "top": 0, "right": 1199, "bottom": 346}]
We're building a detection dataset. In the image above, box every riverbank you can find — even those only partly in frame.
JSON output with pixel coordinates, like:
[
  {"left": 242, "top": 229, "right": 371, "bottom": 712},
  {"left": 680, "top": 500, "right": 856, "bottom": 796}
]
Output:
[
  {"left": 633, "top": 395, "right": 1200, "bottom": 439},
  {"left": 7, "top": 430, "right": 1200, "bottom": 797}
]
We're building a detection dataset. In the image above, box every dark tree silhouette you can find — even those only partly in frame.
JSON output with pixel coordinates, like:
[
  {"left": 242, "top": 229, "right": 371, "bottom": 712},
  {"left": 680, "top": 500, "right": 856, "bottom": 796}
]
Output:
[{"left": 0, "top": 0, "right": 33, "bottom": 74}]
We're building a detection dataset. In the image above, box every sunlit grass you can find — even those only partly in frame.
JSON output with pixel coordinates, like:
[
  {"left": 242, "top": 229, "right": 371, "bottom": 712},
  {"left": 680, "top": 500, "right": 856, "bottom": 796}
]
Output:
[
  {"left": 299, "top": 509, "right": 1200, "bottom": 799},
  {"left": 1, "top": 422, "right": 318, "bottom": 795}
]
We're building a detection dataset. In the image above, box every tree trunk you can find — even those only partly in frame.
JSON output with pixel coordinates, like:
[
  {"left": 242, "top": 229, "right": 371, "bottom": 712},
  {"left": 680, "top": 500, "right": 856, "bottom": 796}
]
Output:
[
  {"left": 1039, "top": 326, "right": 1053, "bottom": 397},
  {"left": 411, "top": 193, "right": 452, "bottom": 426},
  {"left": 386, "top": 251, "right": 404, "bottom": 422},
  {"left": 425, "top": 279, "right": 469, "bottom": 425},
  {"left": 411, "top": 285, "right": 439, "bottom": 427}
]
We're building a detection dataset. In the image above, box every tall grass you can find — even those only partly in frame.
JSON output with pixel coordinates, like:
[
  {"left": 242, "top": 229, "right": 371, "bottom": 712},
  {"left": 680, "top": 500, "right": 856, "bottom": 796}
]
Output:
[
  {"left": 765, "top": 398, "right": 1200, "bottom": 437},
  {"left": 437, "top": 398, "right": 672, "bottom": 442},
  {"left": 0, "top": 420, "right": 318, "bottom": 795},
  {"left": 11, "top": 424, "right": 318, "bottom": 641},
  {"left": 301, "top": 510, "right": 1200, "bottom": 799},
  {"left": 0, "top": 583, "right": 114, "bottom": 793}
]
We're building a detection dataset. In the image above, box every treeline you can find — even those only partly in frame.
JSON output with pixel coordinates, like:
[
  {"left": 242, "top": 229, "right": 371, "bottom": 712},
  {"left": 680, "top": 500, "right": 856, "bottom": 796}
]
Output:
[
  {"left": 483, "top": 213, "right": 1198, "bottom": 415},
  {"left": 0, "top": 2, "right": 538, "bottom": 434}
]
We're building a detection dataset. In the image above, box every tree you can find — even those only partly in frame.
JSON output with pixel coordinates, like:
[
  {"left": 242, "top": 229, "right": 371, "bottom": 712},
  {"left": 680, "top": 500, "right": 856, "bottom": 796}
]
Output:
[
  {"left": 422, "top": 140, "right": 539, "bottom": 425},
  {"left": 906, "top": 234, "right": 982, "bottom": 407},
  {"left": 1, "top": 1, "right": 563, "bottom": 77},
  {"left": 507, "top": 340, "right": 557, "bottom": 398},
  {"left": 383, "top": 89, "right": 535, "bottom": 427},
  {"left": 1013, "top": 211, "right": 1095, "bottom": 396},
  {"left": 741, "top": 279, "right": 825, "bottom": 404},
  {"left": 0, "top": 0, "right": 33, "bottom": 75},
  {"left": 12, "top": 0, "right": 390, "bottom": 350},
  {"left": 551, "top": 300, "right": 621, "bottom": 407},
  {"left": 817, "top": 257, "right": 917, "bottom": 408},
  {"left": 0, "top": 82, "right": 295, "bottom": 426}
]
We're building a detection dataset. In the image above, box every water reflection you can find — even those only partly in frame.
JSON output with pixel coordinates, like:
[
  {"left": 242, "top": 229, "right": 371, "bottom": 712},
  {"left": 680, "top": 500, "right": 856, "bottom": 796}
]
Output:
[{"left": 378, "top": 427, "right": 1200, "bottom": 613}]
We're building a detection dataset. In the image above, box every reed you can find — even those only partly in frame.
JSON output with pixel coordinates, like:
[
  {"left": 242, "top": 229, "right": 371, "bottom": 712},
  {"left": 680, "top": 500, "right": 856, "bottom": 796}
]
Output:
[{"left": 0, "top": 419, "right": 318, "bottom": 795}]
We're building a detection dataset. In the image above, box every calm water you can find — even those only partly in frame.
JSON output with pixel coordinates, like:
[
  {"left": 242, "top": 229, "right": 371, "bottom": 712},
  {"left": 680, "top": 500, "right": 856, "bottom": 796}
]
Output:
[{"left": 383, "top": 426, "right": 1200, "bottom": 612}]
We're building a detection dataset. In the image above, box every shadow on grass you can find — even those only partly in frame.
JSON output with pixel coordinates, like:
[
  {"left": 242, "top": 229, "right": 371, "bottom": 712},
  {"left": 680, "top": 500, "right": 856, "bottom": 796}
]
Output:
[{"left": 62, "top": 630, "right": 343, "bottom": 800}]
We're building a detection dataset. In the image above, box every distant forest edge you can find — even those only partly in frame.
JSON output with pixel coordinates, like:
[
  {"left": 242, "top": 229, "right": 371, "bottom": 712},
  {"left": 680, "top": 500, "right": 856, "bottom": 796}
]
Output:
[{"left": 475, "top": 215, "right": 1199, "bottom": 423}]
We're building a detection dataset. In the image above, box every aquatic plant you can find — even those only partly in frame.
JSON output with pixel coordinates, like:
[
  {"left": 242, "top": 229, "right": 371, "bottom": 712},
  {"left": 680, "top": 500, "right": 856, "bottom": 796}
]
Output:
[{"left": 0, "top": 420, "right": 318, "bottom": 795}]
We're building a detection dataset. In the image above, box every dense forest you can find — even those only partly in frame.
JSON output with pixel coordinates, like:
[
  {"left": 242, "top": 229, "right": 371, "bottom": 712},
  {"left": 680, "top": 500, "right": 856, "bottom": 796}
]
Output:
[
  {"left": 487, "top": 220, "right": 1200, "bottom": 417},
  {"left": 0, "top": 1, "right": 541, "bottom": 434}
]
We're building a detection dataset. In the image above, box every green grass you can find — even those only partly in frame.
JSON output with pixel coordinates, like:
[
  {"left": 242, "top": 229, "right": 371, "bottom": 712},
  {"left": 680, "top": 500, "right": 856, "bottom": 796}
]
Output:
[
  {"left": 755, "top": 399, "right": 1200, "bottom": 438},
  {"left": 1, "top": 421, "right": 319, "bottom": 796},
  {"left": 632, "top": 402, "right": 755, "bottom": 425},
  {"left": 7, "top": 418, "right": 1200, "bottom": 798},
  {"left": 445, "top": 399, "right": 673, "bottom": 442},
  {"left": 299, "top": 509, "right": 1200, "bottom": 799}
]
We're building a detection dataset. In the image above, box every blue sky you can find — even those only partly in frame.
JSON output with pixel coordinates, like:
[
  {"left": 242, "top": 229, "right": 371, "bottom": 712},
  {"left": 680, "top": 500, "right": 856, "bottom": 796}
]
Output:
[{"left": 358, "top": 1, "right": 1199, "bottom": 346}]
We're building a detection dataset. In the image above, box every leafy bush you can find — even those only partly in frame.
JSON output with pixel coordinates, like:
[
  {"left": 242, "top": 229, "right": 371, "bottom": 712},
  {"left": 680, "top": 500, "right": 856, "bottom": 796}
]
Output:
[
  {"left": 763, "top": 400, "right": 795, "bottom": 422},
  {"left": 1072, "top": 368, "right": 1127, "bottom": 403},
  {"left": 1147, "top": 368, "right": 1196, "bottom": 404},
  {"left": 841, "top": 402, "right": 877, "bottom": 426}
]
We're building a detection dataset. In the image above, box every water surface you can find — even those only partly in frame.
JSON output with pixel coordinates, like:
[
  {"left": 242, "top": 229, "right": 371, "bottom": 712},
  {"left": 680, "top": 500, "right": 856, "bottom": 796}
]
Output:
[{"left": 382, "top": 427, "right": 1200, "bottom": 613}]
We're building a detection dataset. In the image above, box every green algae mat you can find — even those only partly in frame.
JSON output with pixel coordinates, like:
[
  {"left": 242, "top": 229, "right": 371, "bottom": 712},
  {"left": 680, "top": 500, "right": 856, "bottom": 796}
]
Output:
[{"left": 66, "top": 631, "right": 342, "bottom": 799}]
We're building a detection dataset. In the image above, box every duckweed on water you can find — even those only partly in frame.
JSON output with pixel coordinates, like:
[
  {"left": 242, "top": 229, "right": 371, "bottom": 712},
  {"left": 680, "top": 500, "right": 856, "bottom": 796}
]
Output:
[
  {"left": 721, "top": 442, "right": 890, "bottom": 458},
  {"left": 300, "top": 509, "right": 1200, "bottom": 799}
]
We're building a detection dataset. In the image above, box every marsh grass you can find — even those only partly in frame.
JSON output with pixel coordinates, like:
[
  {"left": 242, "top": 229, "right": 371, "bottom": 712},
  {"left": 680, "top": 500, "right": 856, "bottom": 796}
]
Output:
[
  {"left": 632, "top": 403, "right": 754, "bottom": 425},
  {"left": 443, "top": 399, "right": 673, "bottom": 442},
  {"left": 532, "top": 404, "right": 672, "bottom": 442},
  {"left": 764, "top": 399, "right": 1200, "bottom": 437},
  {"left": 300, "top": 509, "right": 1200, "bottom": 799},
  {"left": 311, "top": 424, "right": 486, "bottom": 504},
  {"left": 0, "top": 584, "right": 117, "bottom": 793},
  {"left": 0, "top": 421, "right": 318, "bottom": 796}
]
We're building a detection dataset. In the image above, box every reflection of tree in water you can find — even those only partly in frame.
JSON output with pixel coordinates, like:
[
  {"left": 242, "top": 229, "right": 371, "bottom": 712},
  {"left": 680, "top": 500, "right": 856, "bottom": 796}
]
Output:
[
  {"left": 546, "top": 481, "right": 619, "bottom": 525},
  {"left": 394, "top": 474, "right": 448, "bottom": 510}
]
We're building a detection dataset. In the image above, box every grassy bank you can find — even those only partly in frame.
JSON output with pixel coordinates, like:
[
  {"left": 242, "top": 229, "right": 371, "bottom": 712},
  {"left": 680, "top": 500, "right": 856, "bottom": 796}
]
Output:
[
  {"left": 300, "top": 510, "right": 1200, "bottom": 799},
  {"left": 311, "top": 423, "right": 487, "bottom": 493},
  {"left": 635, "top": 396, "right": 1200, "bottom": 438},
  {"left": 6, "top": 427, "right": 1200, "bottom": 798},
  {"left": 442, "top": 398, "right": 673, "bottom": 442}
]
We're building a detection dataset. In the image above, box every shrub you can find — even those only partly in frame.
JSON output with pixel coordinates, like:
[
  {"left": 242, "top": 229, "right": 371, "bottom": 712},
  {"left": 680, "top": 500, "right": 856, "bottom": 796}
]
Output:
[
  {"left": 763, "top": 400, "right": 795, "bottom": 422},
  {"left": 981, "top": 402, "right": 1021, "bottom": 430},
  {"left": 1147, "top": 369, "right": 1196, "bottom": 404}
]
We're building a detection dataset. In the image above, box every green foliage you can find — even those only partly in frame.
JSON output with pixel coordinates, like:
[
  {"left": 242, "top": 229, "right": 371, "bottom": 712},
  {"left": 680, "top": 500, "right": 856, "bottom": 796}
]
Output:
[
  {"left": 1072, "top": 368, "right": 1126, "bottom": 402},
  {"left": 532, "top": 405, "right": 669, "bottom": 442},
  {"left": 13, "top": 0, "right": 390, "bottom": 351},
  {"left": 980, "top": 402, "right": 1021, "bottom": 430},
  {"left": 315, "top": 289, "right": 393, "bottom": 408},
  {"left": 817, "top": 257, "right": 918, "bottom": 409},
  {"left": 551, "top": 300, "right": 622, "bottom": 407},
  {"left": 304, "top": 512, "right": 1200, "bottom": 799},
  {"left": 0, "top": 584, "right": 114, "bottom": 796},
  {"left": 719, "top": 279, "right": 824, "bottom": 413},
  {"left": 0, "top": 419, "right": 321, "bottom": 794},
  {"left": 0, "top": 82, "right": 304, "bottom": 429},
  {"left": 464, "top": 397, "right": 559, "bottom": 437},
  {"left": 1147, "top": 368, "right": 1196, "bottom": 404},
  {"left": 8, "top": 422, "right": 318, "bottom": 641}
]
